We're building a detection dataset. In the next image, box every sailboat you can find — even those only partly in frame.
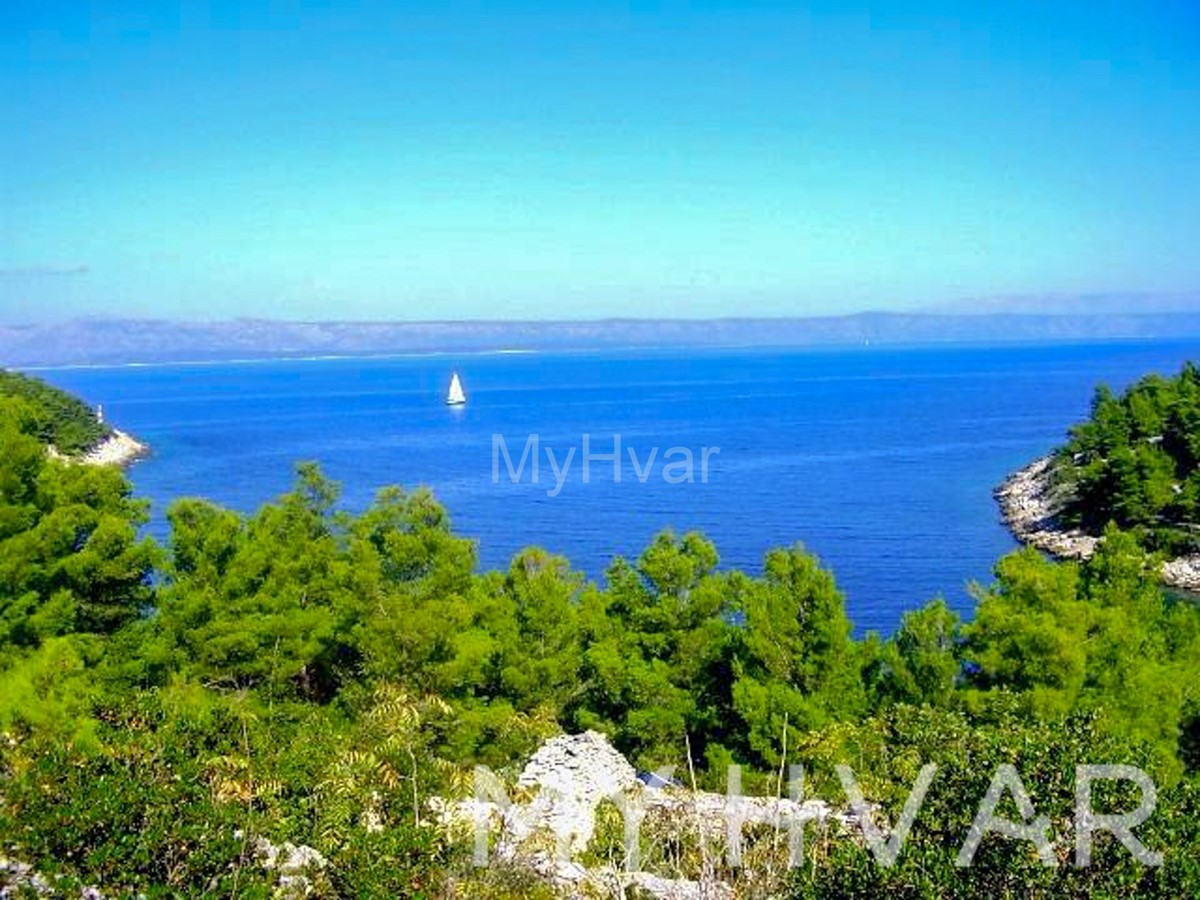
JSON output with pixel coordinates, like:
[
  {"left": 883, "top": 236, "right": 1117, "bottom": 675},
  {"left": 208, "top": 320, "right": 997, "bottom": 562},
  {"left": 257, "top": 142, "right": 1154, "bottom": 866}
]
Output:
[{"left": 446, "top": 372, "right": 467, "bottom": 406}]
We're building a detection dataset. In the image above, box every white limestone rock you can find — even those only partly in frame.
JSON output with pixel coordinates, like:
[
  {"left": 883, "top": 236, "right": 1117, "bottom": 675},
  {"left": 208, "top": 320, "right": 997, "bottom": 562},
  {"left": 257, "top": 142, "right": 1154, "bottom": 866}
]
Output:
[
  {"left": 253, "top": 837, "right": 328, "bottom": 899},
  {"left": 502, "top": 730, "right": 640, "bottom": 856}
]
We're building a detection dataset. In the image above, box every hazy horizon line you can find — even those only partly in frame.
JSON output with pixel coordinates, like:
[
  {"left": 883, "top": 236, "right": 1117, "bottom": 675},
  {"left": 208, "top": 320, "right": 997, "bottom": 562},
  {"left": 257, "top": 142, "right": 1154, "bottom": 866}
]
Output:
[{"left": 6, "top": 290, "right": 1200, "bottom": 330}]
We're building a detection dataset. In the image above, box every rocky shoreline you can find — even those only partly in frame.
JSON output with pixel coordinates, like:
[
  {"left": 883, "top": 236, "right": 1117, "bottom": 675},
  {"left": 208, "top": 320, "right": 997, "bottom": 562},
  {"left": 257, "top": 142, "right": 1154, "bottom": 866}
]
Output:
[
  {"left": 81, "top": 429, "right": 149, "bottom": 467},
  {"left": 47, "top": 429, "right": 149, "bottom": 468},
  {"left": 995, "top": 455, "right": 1200, "bottom": 592}
]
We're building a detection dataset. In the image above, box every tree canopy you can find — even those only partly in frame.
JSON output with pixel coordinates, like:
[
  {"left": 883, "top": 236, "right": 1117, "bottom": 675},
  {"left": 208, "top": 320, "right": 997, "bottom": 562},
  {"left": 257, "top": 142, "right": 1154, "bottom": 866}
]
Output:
[
  {"left": 2, "top": 371, "right": 1200, "bottom": 896},
  {"left": 0, "top": 370, "right": 110, "bottom": 454},
  {"left": 1055, "top": 362, "right": 1200, "bottom": 554}
]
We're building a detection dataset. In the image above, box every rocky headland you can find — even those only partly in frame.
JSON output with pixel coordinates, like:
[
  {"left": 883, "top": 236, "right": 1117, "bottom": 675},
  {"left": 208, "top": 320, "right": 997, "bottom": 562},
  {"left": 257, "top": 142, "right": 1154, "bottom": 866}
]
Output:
[
  {"left": 80, "top": 430, "right": 149, "bottom": 466},
  {"left": 47, "top": 429, "right": 149, "bottom": 468},
  {"left": 996, "top": 455, "right": 1200, "bottom": 591}
]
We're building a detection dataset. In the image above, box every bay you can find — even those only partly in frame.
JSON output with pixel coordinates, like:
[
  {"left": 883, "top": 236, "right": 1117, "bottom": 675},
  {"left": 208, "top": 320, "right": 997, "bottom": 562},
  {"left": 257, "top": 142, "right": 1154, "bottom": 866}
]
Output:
[{"left": 37, "top": 339, "right": 1200, "bottom": 634}]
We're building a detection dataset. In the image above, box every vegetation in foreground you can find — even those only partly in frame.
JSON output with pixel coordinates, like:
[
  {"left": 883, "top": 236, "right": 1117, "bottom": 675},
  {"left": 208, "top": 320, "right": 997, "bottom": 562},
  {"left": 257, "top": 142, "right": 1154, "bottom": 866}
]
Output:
[{"left": 1, "top": 372, "right": 1200, "bottom": 897}]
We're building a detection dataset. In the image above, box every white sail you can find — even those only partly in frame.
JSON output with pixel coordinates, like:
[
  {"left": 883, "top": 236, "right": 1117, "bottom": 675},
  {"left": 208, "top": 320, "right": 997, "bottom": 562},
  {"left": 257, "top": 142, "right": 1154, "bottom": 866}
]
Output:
[{"left": 446, "top": 372, "right": 466, "bottom": 405}]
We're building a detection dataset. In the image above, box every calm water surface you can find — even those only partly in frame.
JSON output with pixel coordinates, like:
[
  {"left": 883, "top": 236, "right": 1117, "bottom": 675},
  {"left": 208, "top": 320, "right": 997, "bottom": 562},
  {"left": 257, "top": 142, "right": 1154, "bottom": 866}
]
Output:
[{"left": 37, "top": 340, "right": 1200, "bottom": 634}]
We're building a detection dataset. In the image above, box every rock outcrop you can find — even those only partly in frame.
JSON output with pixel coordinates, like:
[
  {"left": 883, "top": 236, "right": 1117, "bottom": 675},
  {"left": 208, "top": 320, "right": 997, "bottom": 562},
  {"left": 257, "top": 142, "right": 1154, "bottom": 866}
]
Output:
[
  {"left": 434, "top": 730, "right": 862, "bottom": 899},
  {"left": 250, "top": 836, "right": 328, "bottom": 898},
  {"left": 79, "top": 430, "right": 148, "bottom": 467},
  {"left": 504, "top": 730, "right": 640, "bottom": 855},
  {"left": 995, "top": 456, "right": 1098, "bottom": 559},
  {"left": 996, "top": 455, "right": 1200, "bottom": 591},
  {"left": 46, "top": 430, "right": 149, "bottom": 468},
  {"left": 0, "top": 857, "right": 102, "bottom": 899}
]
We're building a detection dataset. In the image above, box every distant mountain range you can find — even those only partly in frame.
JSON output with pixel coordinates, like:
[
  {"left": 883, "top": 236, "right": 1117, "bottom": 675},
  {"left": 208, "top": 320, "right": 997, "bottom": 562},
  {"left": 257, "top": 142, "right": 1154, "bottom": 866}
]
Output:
[
  {"left": 919, "top": 291, "right": 1200, "bottom": 316},
  {"left": 4, "top": 311, "right": 1200, "bottom": 367}
]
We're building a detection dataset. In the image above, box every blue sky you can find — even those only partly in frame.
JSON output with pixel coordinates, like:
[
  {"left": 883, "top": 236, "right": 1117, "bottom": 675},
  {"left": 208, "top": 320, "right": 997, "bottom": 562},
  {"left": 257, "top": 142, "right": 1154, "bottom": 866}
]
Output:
[{"left": 1, "top": 1, "right": 1198, "bottom": 322}]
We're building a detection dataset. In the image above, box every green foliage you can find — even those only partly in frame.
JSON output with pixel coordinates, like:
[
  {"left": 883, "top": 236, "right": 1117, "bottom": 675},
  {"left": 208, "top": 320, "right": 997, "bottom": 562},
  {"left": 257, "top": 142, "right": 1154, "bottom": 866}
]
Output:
[
  {"left": 725, "top": 544, "right": 866, "bottom": 769},
  {"left": 323, "top": 826, "right": 448, "bottom": 899},
  {"left": 963, "top": 528, "right": 1200, "bottom": 774},
  {"left": 0, "top": 370, "right": 110, "bottom": 454},
  {"left": 863, "top": 597, "right": 962, "bottom": 708},
  {"left": 0, "top": 635, "right": 105, "bottom": 750},
  {"left": 1056, "top": 362, "right": 1200, "bottom": 553},
  {"left": 571, "top": 531, "right": 736, "bottom": 768},
  {"left": 147, "top": 464, "right": 365, "bottom": 699},
  {"left": 788, "top": 705, "right": 1199, "bottom": 899},
  {"left": 0, "top": 726, "right": 269, "bottom": 897},
  {"left": 0, "top": 415, "right": 155, "bottom": 653},
  {"left": 3, "top": 374, "right": 1200, "bottom": 896}
]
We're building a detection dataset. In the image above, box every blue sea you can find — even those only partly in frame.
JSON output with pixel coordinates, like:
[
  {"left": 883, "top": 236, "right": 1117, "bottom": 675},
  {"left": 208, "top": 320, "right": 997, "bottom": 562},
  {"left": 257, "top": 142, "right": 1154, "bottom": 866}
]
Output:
[{"left": 35, "top": 340, "right": 1200, "bottom": 635}]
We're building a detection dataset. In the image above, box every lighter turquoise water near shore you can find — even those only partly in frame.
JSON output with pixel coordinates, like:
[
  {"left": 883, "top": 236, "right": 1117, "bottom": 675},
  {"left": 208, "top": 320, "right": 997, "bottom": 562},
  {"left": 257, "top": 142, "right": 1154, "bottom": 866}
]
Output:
[{"left": 38, "top": 340, "right": 1200, "bottom": 634}]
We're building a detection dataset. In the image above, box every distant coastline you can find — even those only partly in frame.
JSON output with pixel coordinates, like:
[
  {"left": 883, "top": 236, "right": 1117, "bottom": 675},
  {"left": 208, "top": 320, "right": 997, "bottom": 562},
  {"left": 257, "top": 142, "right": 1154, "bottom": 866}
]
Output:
[
  {"left": 19, "top": 347, "right": 542, "bottom": 373},
  {"left": 6, "top": 311, "right": 1200, "bottom": 368},
  {"left": 996, "top": 455, "right": 1200, "bottom": 591}
]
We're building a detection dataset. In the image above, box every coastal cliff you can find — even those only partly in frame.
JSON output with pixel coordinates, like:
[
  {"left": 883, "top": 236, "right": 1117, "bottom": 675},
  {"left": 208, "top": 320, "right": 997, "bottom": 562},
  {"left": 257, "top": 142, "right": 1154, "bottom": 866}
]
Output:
[{"left": 996, "top": 455, "right": 1200, "bottom": 591}]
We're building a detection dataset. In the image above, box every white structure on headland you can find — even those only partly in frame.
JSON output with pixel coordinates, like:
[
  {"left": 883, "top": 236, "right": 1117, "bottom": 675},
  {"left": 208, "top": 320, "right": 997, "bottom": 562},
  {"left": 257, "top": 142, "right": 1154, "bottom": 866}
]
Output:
[{"left": 95, "top": 404, "right": 104, "bottom": 423}]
